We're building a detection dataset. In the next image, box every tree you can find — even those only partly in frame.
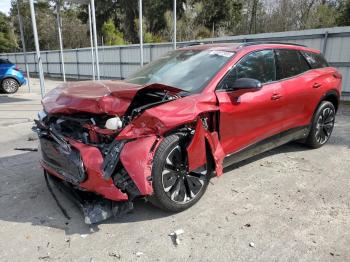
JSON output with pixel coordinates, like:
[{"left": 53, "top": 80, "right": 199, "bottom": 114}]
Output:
[
  {"left": 3, "top": 0, "right": 347, "bottom": 52},
  {"left": 102, "top": 18, "right": 125, "bottom": 45},
  {"left": 175, "top": 0, "right": 203, "bottom": 40},
  {"left": 337, "top": 0, "right": 350, "bottom": 26},
  {"left": 143, "top": 0, "right": 186, "bottom": 34},
  {"left": 10, "top": 1, "right": 90, "bottom": 51},
  {"left": 199, "top": 0, "right": 243, "bottom": 36},
  {"left": 306, "top": 3, "right": 338, "bottom": 28},
  {"left": 0, "top": 11, "right": 18, "bottom": 52},
  {"left": 60, "top": 8, "right": 90, "bottom": 49},
  {"left": 134, "top": 17, "right": 163, "bottom": 43}
]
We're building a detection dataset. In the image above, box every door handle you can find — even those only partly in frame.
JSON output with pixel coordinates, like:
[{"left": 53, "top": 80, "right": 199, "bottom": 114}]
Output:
[
  {"left": 313, "top": 83, "right": 322, "bottom": 88},
  {"left": 271, "top": 94, "right": 282, "bottom": 100}
]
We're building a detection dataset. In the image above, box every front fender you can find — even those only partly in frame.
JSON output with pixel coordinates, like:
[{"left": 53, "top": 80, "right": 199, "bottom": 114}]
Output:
[
  {"left": 186, "top": 120, "right": 225, "bottom": 176},
  {"left": 117, "top": 92, "right": 224, "bottom": 178},
  {"left": 117, "top": 93, "right": 219, "bottom": 140},
  {"left": 120, "top": 135, "right": 162, "bottom": 195}
]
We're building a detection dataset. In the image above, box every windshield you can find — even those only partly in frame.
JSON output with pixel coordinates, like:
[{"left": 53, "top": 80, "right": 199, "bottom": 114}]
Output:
[{"left": 125, "top": 49, "right": 234, "bottom": 93}]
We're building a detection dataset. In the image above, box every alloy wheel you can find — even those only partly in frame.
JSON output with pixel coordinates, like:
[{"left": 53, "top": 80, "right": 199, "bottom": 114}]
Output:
[
  {"left": 315, "top": 107, "right": 335, "bottom": 145},
  {"left": 161, "top": 145, "right": 207, "bottom": 204},
  {"left": 2, "top": 79, "right": 18, "bottom": 93}
]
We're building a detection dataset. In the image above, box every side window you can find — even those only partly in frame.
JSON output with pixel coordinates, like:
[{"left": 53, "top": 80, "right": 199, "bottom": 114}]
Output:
[
  {"left": 301, "top": 51, "right": 329, "bottom": 69},
  {"left": 218, "top": 49, "right": 276, "bottom": 90},
  {"left": 275, "top": 49, "right": 310, "bottom": 80}
]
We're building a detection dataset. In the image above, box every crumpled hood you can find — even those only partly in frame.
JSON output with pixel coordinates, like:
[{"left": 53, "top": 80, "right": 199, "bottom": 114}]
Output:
[{"left": 42, "top": 80, "right": 182, "bottom": 115}]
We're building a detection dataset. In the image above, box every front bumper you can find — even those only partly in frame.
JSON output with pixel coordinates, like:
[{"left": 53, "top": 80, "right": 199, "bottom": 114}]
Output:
[
  {"left": 40, "top": 137, "right": 85, "bottom": 184},
  {"left": 35, "top": 120, "right": 158, "bottom": 202},
  {"left": 40, "top": 136, "right": 129, "bottom": 201}
]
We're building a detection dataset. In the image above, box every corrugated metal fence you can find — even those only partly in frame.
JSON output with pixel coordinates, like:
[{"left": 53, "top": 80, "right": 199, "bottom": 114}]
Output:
[{"left": 1, "top": 26, "right": 350, "bottom": 96}]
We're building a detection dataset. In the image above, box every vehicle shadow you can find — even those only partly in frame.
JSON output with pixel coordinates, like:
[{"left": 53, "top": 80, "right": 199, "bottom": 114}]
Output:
[
  {"left": 0, "top": 95, "right": 32, "bottom": 103},
  {"left": 0, "top": 151, "right": 171, "bottom": 236},
  {"left": 223, "top": 141, "right": 310, "bottom": 173},
  {"left": 0, "top": 138, "right": 345, "bottom": 235}
]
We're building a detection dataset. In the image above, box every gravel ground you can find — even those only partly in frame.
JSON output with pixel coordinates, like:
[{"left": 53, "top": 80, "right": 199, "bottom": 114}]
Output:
[{"left": 0, "top": 78, "right": 349, "bottom": 261}]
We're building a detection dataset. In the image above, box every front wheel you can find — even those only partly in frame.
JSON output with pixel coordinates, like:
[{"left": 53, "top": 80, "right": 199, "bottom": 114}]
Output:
[
  {"left": 149, "top": 134, "right": 210, "bottom": 212},
  {"left": 305, "top": 101, "right": 336, "bottom": 148}
]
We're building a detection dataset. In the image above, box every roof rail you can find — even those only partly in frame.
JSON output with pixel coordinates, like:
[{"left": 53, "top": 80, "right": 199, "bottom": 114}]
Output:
[
  {"left": 238, "top": 41, "right": 306, "bottom": 48},
  {"left": 180, "top": 42, "right": 205, "bottom": 47}
]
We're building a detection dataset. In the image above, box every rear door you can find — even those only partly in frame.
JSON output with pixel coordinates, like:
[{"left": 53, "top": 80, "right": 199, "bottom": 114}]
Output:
[
  {"left": 215, "top": 49, "right": 285, "bottom": 155},
  {"left": 274, "top": 49, "right": 328, "bottom": 130},
  {"left": 301, "top": 50, "right": 341, "bottom": 112}
]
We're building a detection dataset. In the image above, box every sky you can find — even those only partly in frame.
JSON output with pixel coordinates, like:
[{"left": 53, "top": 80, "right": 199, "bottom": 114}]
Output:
[{"left": 0, "top": 0, "right": 11, "bottom": 15}]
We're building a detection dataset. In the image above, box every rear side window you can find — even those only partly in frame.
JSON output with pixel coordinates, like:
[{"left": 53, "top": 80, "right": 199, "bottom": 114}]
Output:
[
  {"left": 301, "top": 51, "right": 329, "bottom": 69},
  {"left": 218, "top": 49, "right": 276, "bottom": 89},
  {"left": 275, "top": 49, "right": 310, "bottom": 80}
]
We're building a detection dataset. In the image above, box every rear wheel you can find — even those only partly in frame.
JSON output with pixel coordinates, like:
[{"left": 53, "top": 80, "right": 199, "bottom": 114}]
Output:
[
  {"left": 305, "top": 101, "right": 335, "bottom": 148},
  {"left": 1, "top": 78, "right": 19, "bottom": 94},
  {"left": 149, "top": 134, "right": 210, "bottom": 212}
]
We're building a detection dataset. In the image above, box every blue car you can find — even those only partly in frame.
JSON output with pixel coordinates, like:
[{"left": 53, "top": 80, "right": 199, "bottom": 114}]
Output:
[{"left": 0, "top": 58, "right": 26, "bottom": 94}]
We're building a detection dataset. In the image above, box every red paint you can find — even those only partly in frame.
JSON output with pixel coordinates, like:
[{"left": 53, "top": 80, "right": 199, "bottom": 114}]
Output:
[
  {"left": 281, "top": 67, "right": 340, "bottom": 130},
  {"left": 68, "top": 139, "right": 128, "bottom": 201},
  {"left": 42, "top": 80, "right": 140, "bottom": 115},
  {"left": 117, "top": 93, "right": 219, "bottom": 139},
  {"left": 204, "top": 131, "right": 225, "bottom": 176},
  {"left": 120, "top": 136, "right": 159, "bottom": 195},
  {"left": 42, "top": 81, "right": 184, "bottom": 116},
  {"left": 187, "top": 120, "right": 207, "bottom": 171},
  {"left": 216, "top": 80, "right": 286, "bottom": 154},
  {"left": 185, "top": 123, "right": 225, "bottom": 176},
  {"left": 41, "top": 43, "right": 342, "bottom": 202}
]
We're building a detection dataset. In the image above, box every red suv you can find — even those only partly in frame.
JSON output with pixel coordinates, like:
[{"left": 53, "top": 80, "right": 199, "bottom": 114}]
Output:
[{"left": 34, "top": 42, "right": 342, "bottom": 222}]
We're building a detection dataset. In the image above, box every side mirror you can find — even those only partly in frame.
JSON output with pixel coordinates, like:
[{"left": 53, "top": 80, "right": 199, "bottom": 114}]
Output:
[{"left": 230, "top": 78, "right": 262, "bottom": 91}]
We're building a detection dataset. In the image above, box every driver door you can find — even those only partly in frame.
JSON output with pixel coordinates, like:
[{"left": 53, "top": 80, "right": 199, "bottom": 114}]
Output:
[{"left": 215, "top": 49, "right": 285, "bottom": 155}]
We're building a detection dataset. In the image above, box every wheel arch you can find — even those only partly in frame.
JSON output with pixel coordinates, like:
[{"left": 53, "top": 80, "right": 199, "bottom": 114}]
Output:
[
  {"left": 1, "top": 76, "right": 20, "bottom": 86},
  {"left": 168, "top": 126, "right": 218, "bottom": 176},
  {"left": 320, "top": 89, "right": 340, "bottom": 112},
  {"left": 305, "top": 93, "right": 337, "bottom": 148}
]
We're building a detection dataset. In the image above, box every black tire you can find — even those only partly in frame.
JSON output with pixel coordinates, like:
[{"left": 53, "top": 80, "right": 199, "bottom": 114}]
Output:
[
  {"left": 1, "top": 78, "right": 19, "bottom": 94},
  {"left": 305, "top": 101, "right": 336, "bottom": 149},
  {"left": 149, "top": 134, "right": 211, "bottom": 212}
]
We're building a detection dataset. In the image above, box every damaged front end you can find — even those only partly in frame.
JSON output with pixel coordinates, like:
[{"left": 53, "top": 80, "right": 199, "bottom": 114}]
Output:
[
  {"left": 33, "top": 112, "right": 136, "bottom": 223},
  {"left": 33, "top": 81, "right": 183, "bottom": 223},
  {"left": 34, "top": 80, "right": 225, "bottom": 223}
]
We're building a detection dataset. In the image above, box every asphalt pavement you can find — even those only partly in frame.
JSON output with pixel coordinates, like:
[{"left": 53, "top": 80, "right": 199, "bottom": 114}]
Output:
[{"left": 0, "top": 78, "right": 349, "bottom": 261}]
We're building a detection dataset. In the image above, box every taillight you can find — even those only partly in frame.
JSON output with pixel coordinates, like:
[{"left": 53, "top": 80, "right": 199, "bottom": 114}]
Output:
[{"left": 14, "top": 66, "right": 20, "bottom": 71}]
